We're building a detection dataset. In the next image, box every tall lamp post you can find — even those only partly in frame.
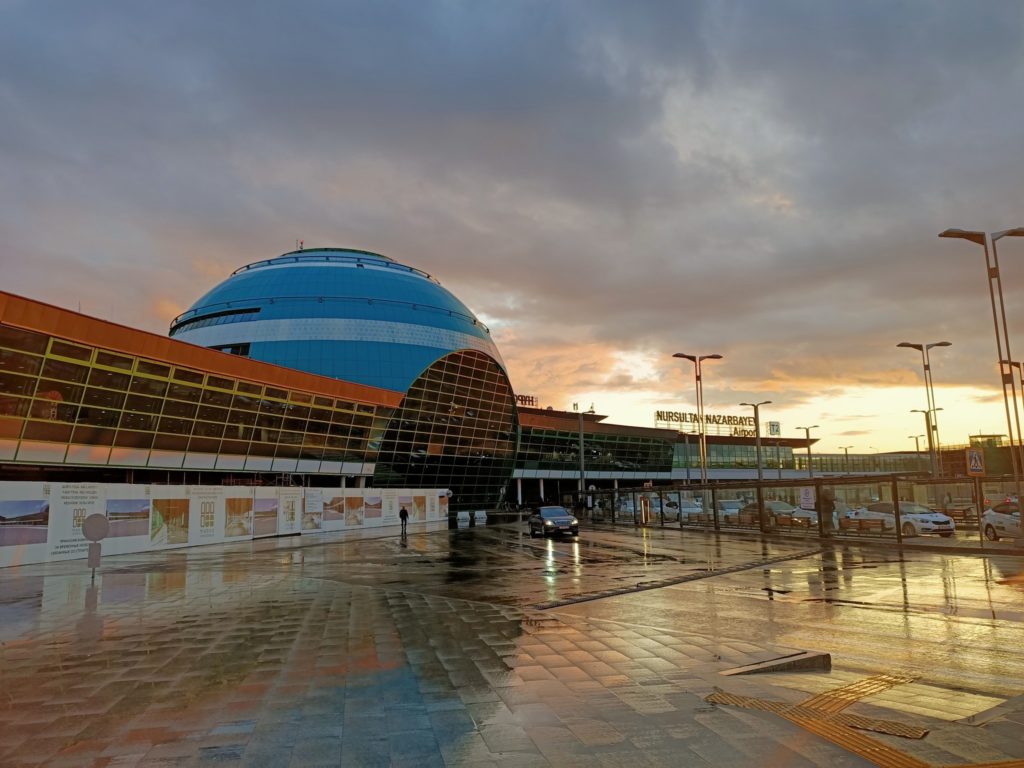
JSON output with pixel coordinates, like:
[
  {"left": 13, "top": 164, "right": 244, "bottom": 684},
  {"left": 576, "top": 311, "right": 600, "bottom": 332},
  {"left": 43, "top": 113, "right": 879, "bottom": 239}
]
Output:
[
  {"left": 993, "top": 229, "right": 1024, "bottom": 484},
  {"left": 796, "top": 425, "right": 818, "bottom": 478},
  {"left": 574, "top": 402, "right": 595, "bottom": 513},
  {"left": 897, "top": 341, "right": 950, "bottom": 474},
  {"left": 839, "top": 445, "right": 853, "bottom": 474},
  {"left": 672, "top": 353, "right": 723, "bottom": 484},
  {"left": 740, "top": 401, "right": 771, "bottom": 481},
  {"left": 909, "top": 433, "right": 925, "bottom": 466},
  {"left": 910, "top": 409, "right": 941, "bottom": 475},
  {"left": 939, "top": 227, "right": 1024, "bottom": 502}
]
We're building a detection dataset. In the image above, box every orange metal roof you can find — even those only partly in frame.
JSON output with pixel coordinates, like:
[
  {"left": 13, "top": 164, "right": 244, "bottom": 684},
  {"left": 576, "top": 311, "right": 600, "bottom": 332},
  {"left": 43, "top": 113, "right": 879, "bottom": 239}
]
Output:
[
  {"left": 518, "top": 407, "right": 679, "bottom": 439},
  {"left": 0, "top": 291, "right": 404, "bottom": 407}
]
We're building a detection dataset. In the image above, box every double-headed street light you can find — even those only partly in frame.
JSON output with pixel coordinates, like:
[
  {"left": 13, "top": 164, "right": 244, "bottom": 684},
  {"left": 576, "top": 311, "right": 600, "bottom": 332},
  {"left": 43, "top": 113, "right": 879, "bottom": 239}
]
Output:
[
  {"left": 939, "top": 227, "right": 1024, "bottom": 501},
  {"left": 897, "top": 341, "right": 951, "bottom": 474},
  {"left": 796, "top": 425, "right": 818, "bottom": 478},
  {"left": 673, "top": 353, "right": 723, "bottom": 483},
  {"left": 740, "top": 401, "right": 771, "bottom": 481},
  {"left": 909, "top": 434, "right": 925, "bottom": 455}
]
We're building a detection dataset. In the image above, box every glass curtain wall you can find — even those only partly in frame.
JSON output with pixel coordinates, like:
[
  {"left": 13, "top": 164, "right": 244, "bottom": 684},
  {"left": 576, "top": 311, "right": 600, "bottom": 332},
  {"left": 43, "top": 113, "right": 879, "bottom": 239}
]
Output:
[
  {"left": 0, "top": 323, "right": 390, "bottom": 470},
  {"left": 372, "top": 350, "right": 517, "bottom": 511}
]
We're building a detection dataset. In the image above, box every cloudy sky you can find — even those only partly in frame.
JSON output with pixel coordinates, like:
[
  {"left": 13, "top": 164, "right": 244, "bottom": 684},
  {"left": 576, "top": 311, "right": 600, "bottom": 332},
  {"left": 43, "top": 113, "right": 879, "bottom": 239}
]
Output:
[{"left": 3, "top": 1, "right": 1024, "bottom": 453}]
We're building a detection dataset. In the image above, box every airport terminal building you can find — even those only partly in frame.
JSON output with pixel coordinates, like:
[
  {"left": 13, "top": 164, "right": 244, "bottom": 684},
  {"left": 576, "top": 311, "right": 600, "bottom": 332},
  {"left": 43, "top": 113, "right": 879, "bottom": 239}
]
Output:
[{"left": 0, "top": 247, "right": 947, "bottom": 518}]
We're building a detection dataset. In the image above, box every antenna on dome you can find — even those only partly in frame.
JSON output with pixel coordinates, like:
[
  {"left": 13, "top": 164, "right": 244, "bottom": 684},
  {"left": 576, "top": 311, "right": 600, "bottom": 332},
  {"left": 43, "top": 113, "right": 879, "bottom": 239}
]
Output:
[{"left": 299, "top": 240, "right": 304, "bottom": 251}]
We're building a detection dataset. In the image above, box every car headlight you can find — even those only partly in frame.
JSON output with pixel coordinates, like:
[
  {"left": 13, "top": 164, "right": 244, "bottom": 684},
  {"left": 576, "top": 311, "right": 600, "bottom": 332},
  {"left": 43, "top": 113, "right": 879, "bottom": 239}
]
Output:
[
  {"left": 544, "top": 520, "right": 554, "bottom": 527},
  {"left": 571, "top": 518, "right": 578, "bottom": 525}
]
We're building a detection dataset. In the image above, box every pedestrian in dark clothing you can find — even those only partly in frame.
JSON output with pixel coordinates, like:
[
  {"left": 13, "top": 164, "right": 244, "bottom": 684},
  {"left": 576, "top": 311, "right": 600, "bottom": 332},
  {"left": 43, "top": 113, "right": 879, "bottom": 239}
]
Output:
[{"left": 399, "top": 506, "right": 409, "bottom": 534}]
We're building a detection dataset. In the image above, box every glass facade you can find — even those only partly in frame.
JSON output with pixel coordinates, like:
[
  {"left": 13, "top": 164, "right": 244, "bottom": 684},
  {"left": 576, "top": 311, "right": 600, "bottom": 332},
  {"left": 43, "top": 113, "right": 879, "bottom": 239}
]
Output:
[
  {"left": 373, "top": 350, "right": 517, "bottom": 511},
  {"left": 0, "top": 323, "right": 393, "bottom": 473},
  {"left": 517, "top": 427, "right": 672, "bottom": 474}
]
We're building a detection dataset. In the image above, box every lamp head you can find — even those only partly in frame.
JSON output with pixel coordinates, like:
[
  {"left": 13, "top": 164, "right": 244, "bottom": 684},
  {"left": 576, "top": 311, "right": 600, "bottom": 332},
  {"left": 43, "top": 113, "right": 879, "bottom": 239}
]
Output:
[
  {"left": 939, "top": 228, "right": 986, "bottom": 245},
  {"left": 672, "top": 353, "right": 696, "bottom": 362},
  {"left": 993, "top": 227, "right": 1024, "bottom": 241},
  {"left": 699, "top": 354, "right": 723, "bottom": 362},
  {"left": 927, "top": 341, "right": 952, "bottom": 349},
  {"left": 897, "top": 342, "right": 923, "bottom": 351}
]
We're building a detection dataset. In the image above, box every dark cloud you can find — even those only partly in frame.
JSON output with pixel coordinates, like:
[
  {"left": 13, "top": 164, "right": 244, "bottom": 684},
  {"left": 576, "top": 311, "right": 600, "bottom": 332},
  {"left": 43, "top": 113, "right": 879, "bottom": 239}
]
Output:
[{"left": 2, "top": 0, "right": 1024, "bottom": 441}]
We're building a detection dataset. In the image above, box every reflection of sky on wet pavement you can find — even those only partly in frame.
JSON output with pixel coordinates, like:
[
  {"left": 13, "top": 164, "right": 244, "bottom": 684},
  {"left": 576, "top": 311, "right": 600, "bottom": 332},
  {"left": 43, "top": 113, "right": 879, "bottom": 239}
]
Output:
[{"left": 1, "top": 522, "right": 1023, "bottom": 765}]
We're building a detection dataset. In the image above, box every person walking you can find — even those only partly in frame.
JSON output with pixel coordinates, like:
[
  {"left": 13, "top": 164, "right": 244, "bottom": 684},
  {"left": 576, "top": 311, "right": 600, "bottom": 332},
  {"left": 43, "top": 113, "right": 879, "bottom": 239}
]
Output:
[{"left": 399, "top": 505, "right": 409, "bottom": 534}]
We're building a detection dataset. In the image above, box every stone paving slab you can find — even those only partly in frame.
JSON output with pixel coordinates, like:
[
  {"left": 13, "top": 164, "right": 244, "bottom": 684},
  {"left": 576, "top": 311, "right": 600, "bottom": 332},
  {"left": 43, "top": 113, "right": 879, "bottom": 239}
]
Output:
[{"left": 2, "top": 523, "right": 1024, "bottom": 766}]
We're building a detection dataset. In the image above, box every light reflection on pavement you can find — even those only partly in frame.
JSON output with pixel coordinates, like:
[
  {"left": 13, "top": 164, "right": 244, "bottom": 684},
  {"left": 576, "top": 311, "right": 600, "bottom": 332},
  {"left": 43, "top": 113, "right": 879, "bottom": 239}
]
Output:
[{"left": 1, "top": 521, "right": 1023, "bottom": 766}]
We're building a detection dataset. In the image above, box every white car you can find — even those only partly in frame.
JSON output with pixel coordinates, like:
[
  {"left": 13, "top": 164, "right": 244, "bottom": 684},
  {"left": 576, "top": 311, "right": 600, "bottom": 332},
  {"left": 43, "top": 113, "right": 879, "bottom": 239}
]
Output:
[
  {"left": 850, "top": 502, "right": 955, "bottom": 538},
  {"left": 982, "top": 502, "right": 1020, "bottom": 541},
  {"left": 673, "top": 499, "right": 703, "bottom": 522}
]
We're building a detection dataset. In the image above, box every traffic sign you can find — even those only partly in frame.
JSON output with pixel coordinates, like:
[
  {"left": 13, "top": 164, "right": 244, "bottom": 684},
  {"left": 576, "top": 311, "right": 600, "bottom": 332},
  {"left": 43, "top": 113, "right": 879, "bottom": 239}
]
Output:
[{"left": 965, "top": 448, "right": 986, "bottom": 477}]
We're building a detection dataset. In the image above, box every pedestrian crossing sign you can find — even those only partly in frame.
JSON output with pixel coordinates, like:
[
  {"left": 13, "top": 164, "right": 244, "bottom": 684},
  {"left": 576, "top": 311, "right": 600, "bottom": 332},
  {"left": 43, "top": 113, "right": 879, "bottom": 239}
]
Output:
[{"left": 966, "top": 448, "right": 986, "bottom": 477}]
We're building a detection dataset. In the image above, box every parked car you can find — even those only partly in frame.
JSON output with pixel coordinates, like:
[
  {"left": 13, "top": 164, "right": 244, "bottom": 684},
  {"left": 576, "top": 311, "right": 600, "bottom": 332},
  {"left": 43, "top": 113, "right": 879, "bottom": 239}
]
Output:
[
  {"left": 528, "top": 506, "right": 580, "bottom": 538},
  {"left": 673, "top": 499, "right": 703, "bottom": 522},
  {"left": 982, "top": 502, "right": 1020, "bottom": 541},
  {"left": 716, "top": 499, "right": 744, "bottom": 516},
  {"left": 942, "top": 498, "right": 979, "bottom": 528},
  {"left": 849, "top": 502, "right": 955, "bottom": 537},
  {"left": 740, "top": 500, "right": 799, "bottom": 519}
]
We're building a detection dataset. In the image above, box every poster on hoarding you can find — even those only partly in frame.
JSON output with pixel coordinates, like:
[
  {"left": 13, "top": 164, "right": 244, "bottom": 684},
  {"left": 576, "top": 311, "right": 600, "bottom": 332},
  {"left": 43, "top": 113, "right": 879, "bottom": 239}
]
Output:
[
  {"left": 150, "top": 485, "right": 191, "bottom": 548},
  {"left": 0, "top": 482, "right": 50, "bottom": 568},
  {"left": 322, "top": 491, "right": 344, "bottom": 530},
  {"left": 380, "top": 489, "right": 400, "bottom": 525},
  {"left": 188, "top": 485, "right": 226, "bottom": 545},
  {"left": 223, "top": 490, "right": 254, "bottom": 539},
  {"left": 277, "top": 488, "right": 302, "bottom": 535},
  {"left": 344, "top": 493, "right": 365, "bottom": 527},
  {"left": 253, "top": 488, "right": 279, "bottom": 538},
  {"left": 103, "top": 484, "right": 151, "bottom": 555},
  {"left": 48, "top": 483, "right": 105, "bottom": 562},
  {"left": 302, "top": 488, "right": 323, "bottom": 532},
  {"left": 364, "top": 493, "right": 382, "bottom": 525}
]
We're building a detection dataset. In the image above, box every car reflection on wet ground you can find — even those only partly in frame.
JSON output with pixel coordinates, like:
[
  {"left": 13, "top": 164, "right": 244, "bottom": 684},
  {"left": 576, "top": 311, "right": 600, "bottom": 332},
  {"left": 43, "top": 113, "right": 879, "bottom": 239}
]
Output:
[{"left": 2, "top": 521, "right": 1024, "bottom": 766}]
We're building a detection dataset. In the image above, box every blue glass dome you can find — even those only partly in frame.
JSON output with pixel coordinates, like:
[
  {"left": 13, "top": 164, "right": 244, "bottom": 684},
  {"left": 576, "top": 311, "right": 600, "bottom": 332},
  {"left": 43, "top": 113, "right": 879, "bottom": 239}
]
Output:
[{"left": 170, "top": 248, "right": 504, "bottom": 392}]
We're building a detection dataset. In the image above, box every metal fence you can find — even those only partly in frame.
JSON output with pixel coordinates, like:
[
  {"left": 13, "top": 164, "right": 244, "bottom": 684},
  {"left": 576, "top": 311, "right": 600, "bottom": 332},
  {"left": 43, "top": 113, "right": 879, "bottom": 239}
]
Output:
[{"left": 577, "top": 473, "right": 1021, "bottom": 548}]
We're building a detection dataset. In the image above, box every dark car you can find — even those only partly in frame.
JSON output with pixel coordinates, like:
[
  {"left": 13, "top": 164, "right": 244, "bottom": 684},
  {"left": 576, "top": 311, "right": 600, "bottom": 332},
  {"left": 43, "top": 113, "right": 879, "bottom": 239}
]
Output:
[{"left": 529, "top": 506, "right": 579, "bottom": 538}]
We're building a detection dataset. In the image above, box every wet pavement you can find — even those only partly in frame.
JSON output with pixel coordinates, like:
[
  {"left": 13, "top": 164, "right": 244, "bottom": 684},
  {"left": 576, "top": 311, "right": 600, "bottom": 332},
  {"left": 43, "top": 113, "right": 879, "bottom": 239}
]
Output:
[{"left": 2, "top": 521, "right": 1024, "bottom": 766}]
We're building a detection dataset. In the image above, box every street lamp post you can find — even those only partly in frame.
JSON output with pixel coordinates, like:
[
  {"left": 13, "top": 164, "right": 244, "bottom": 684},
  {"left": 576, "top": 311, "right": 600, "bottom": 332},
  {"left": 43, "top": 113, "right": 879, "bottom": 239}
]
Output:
[
  {"left": 796, "top": 425, "right": 818, "bottom": 478},
  {"left": 682, "top": 430, "right": 691, "bottom": 483},
  {"left": 910, "top": 409, "right": 941, "bottom": 475},
  {"left": 909, "top": 433, "right": 925, "bottom": 457},
  {"left": 740, "top": 401, "right": 771, "bottom": 481},
  {"left": 897, "top": 341, "right": 950, "bottom": 475},
  {"left": 772, "top": 441, "right": 784, "bottom": 479},
  {"left": 839, "top": 445, "right": 853, "bottom": 474},
  {"left": 574, "top": 402, "right": 595, "bottom": 513},
  {"left": 672, "top": 353, "right": 723, "bottom": 484},
  {"left": 939, "top": 227, "right": 1024, "bottom": 502},
  {"left": 992, "top": 229, "right": 1024, "bottom": 485}
]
